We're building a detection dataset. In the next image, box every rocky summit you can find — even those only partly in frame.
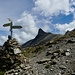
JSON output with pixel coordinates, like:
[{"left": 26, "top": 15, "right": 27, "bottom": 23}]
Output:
[
  {"left": 0, "top": 29, "right": 75, "bottom": 75},
  {"left": 22, "top": 28, "right": 61, "bottom": 47}
]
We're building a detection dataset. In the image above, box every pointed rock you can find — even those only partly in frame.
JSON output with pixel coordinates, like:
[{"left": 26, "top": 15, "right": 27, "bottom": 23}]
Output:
[
  {"left": 38, "top": 28, "right": 46, "bottom": 35},
  {"left": 38, "top": 28, "right": 51, "bottom": 35}
]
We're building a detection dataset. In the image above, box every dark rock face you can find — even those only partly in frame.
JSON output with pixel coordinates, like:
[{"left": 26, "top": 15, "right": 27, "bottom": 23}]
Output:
[
  {"left": 22, "top": 28, "right": 61, "bottom": 47},
  {"left": 38, "top": 28, "right": 50, "bottom": 35}
]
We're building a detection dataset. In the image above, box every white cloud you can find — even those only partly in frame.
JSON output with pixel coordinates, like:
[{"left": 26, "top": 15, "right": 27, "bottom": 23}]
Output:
[
  {"left": 13, "top": 12, "right": 51, "bottom": 44},
  {"left": 17, "top": 12, "right": 38, "bottom": 35},
  {"left": 33, "top": 0, "right": 74, "bottom": 16},
  {"left": 13, "top": 31, "right": 36, "bottom": 44},
  {"left": 42, "top": 25, "right": 50, "bottom": 32},
  {"left": 0, "top": 36, "right": 7, "bottom": 45},
  {"left": 12, "top": 12, "right": 38, "bottom": 44},
  {"left": 56, "top": 20, "right": 75, "bottom": 34},
  {"left": 36, "top": 19, "right": 51, "bottom": 31},
  {"left": 73, "top": 12, "right": 75, "bottom": 19}
]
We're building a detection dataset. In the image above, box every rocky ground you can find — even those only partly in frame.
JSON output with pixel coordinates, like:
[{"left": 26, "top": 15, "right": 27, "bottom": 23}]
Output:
[
  {"left": 27, "top": 37, "right": 75, "bottom": 75},
  {"left": 0, "top": 35, "right": 75, "bottom": 75}
]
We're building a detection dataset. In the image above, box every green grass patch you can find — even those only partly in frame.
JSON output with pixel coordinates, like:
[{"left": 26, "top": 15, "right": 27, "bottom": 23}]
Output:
[
  {"left": 22, "top": 46, "right": 47, "bottom": 58},
  {"left": 0, "top": 71, "right": 4, "bottom": 75}
]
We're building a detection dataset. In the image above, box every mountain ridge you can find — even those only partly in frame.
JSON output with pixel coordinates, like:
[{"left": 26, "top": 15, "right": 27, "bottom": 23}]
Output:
[{"left": 22, "top": 28, "right": 61, "bottom": 47}]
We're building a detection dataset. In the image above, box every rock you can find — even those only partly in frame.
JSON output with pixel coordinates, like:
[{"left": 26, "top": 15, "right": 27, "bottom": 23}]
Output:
[
  {"left": 46, "top": 51, "right": 52, "bottom": 56},
  {"left": 67, "top": 40, "right": 75, "bottom": 43},
  {"left": 65, "top": 60, "right": 69, "bottom": 63},
  {"left": 50, "top": 59, "right": 57, "bottom": 65},
  {"left": 53, "top": 50, "right": 60, "bottom": 54},
  {"left": 25, "top": 65, "right": 31, "bottom": 70},
  {"left": 61, "top": 70, "right": 65, "bottom": 74},
  {"left": 66, "top": 49, "right": 70, "bottom": 52},
  {"left": 51, "top": 55, "right": 56, "bottom": 59},
  {"left": 58, "top": 72, "right": 61, "bottom": 75},
  {"left": 59, "top": 65, "right": 66, "bottom": 70},
  {"left": 20, "top": 64, "right": 25, "bottom": 69},
  {"left": 14, "top": 72, "right": 19, "bottom": 75},
  {"left": 53, "top": 53, "right": 58, "bottom": 56},
  {"left": 65, "top": 52, "right": 70, "bottom": 56},
  {"left": 14, "top": 48, "right": 21, "bottom": 54},
  {"left": 71, "top": 72, "right": 75, "bottom": 75},
  {"left": 37, "top": 58, "right": 50, "bottom": 64},
  {"left": 50, "top": 68, "right": 54, "bottom": 71}
]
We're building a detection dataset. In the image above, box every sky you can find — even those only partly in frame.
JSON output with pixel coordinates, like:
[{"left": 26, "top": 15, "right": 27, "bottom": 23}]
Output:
[{"left": 0, "top": 0, "right": 75, "bottom": 45}]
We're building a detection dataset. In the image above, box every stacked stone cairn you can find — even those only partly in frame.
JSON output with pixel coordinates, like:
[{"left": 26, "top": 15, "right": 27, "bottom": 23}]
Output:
[{"left": 0, "top": 37, "right": 32, "bottom": 75}]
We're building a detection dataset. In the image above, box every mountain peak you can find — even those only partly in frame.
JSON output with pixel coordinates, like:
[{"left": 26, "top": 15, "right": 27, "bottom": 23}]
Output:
[
  {"left": 38, "top": 28, "right": 52, "bottom": 35},
  {"left": 22, "top": 28, "right": 60, "bottom": 47},
  {"left": 38, "top": 28, "right": 47, "bottom": 36},
  {"left": 38, "top": 28, "right": 46, "bottom": 35}
]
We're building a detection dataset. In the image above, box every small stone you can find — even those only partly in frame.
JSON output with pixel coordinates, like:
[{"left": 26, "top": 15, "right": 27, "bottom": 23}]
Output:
[
  {"left": 37, "top": 58, "right": 50, "bottom": 64},
  {"left": 71, "top": 72, "right": 75, "bottom": 75},
  {"left": 59, "top": 65, "right": 66, "bottom": 70},
  {"left": 51, "top": 55, "right": 56, "bottom": 59},
  {"left": 59, "top": 48, "right": 64, "bottom": 53},
  {"left": 65, "top": 52, "right": 70, "bottom": 56},
  {"left": 50, "top": 68, "right": 53, "bottom": 71},
  {"left": 65, "top": 60, "right": 69, "bottom": 63},
  {"left": 58, "top": 72, "right": 61, "bottom": 75},
  {"left": 20, "top": 64, "right": 25, "bottom": 69},
  {"left": 14, "top": 48, "right": 21, "bottom": 54},
  {"left": 53, "top": 53, "right": 58, "bottom": 56},
  {"left": 66, "top": 49, "right": 70, "bottom": 52},
  {"left": 46, "top": 51, "right": 52, "bottom": 56},
  {"left": 14, "top": 72, "right": 18, "bottom": 75},
  {"left": 50, "top": 59, "right": 57, "bottom": 65},
  {"left": 25, "top": 65, "right": 31, "bottom": 70},
  {"left": 61, "top": 70, "right": 65, "bottom": 74},
  {"left": 53, "top": 50, "right": 60, "bottom": 53}
]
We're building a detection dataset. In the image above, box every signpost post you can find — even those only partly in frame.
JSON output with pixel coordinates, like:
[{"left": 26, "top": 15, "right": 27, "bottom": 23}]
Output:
[{"left": 3, "top": 18, "right": 22, "bottom": 39}]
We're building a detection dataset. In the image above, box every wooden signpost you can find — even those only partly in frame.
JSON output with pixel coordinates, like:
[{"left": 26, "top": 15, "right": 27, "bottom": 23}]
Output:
[{"left": 3, "top": 18, "right": 22, "bottom": 39}]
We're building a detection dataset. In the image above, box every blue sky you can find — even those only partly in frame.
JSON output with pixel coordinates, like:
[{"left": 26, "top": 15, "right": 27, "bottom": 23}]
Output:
[
  {"left": 52, "top": 13, "right": 74, "bottom": 24},
  {"left": 0, "top": 0, "right": 75, "bottom": 45}
]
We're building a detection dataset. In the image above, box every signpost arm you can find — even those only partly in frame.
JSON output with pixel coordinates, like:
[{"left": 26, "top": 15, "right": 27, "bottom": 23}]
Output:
[{"left": 3, "top": 18, "right": 22, "bottom": 39}]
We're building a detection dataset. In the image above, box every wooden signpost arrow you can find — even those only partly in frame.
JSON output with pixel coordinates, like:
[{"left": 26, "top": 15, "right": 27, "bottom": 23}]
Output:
[{"left": 3, "top": 18, "right": 22, "bottom": 39}]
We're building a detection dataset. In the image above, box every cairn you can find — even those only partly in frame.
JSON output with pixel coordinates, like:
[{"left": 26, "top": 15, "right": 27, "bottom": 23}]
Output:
[{"left": 0, "top": 36, "right": 22, "bottom": 71}]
